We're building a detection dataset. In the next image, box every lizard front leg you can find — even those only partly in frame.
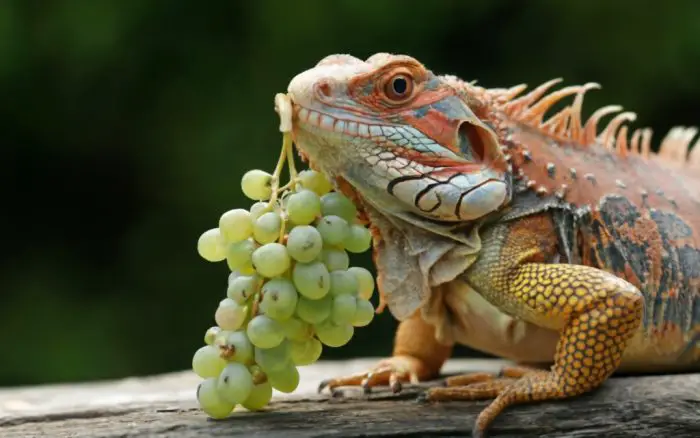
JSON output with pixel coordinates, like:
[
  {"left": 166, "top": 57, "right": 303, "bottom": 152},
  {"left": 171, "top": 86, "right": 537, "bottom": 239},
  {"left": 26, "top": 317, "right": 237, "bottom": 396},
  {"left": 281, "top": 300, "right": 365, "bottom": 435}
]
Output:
[
  {"left": 422, "top": 217, "right": 645, "bottom": 437},
  {"left": 319, "top": 310, "right": 453, "bottom": 393}
]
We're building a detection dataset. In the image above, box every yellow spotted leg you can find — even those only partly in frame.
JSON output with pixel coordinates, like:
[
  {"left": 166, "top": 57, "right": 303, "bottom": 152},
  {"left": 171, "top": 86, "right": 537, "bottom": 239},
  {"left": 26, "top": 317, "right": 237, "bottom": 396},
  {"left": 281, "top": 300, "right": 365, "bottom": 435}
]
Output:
[{"left": 423, "top": 217, "right": 645, "bottom": 437}]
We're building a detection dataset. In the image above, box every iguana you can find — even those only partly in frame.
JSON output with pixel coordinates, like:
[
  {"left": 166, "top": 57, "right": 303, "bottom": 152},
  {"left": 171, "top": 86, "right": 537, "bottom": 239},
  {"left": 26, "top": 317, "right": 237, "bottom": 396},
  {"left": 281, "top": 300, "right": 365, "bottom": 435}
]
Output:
[{"left": 280, "top": 53, "right": 700, "bottom": 437}]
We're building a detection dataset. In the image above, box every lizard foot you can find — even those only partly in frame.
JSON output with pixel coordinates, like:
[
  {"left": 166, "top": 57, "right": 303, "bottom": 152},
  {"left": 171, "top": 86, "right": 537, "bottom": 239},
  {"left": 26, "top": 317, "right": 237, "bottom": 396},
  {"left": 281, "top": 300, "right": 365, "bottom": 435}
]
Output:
[
  {"left": 318, "top": 355, "right": 434, "bottom": 395},
  {"left": 419, "top": 365, "right": 548, "bottom": 438},
  {"left": 418, "top": 365, "right": 542, "bottom": 402}
]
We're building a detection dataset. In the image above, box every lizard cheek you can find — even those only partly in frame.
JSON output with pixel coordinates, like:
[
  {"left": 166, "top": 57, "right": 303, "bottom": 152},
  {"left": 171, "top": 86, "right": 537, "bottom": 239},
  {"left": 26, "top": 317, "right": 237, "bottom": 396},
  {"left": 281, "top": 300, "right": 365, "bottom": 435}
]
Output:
[{"left": 457, "top": 181, "right": 508, "bottom": 220}]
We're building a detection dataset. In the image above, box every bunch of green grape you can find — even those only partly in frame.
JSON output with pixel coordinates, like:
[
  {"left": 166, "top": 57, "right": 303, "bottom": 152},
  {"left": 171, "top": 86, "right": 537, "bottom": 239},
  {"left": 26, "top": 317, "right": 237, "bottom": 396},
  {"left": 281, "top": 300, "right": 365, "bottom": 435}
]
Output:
[{"left": 192, "top": 163, "right": 376, "bottom": 419}]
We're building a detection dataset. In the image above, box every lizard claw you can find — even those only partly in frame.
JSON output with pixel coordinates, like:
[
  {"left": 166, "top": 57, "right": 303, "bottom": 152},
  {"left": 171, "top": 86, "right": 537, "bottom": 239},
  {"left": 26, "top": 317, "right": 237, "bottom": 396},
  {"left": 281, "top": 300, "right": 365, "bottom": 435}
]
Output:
[
  {"left": 414, "top": 391, "right": 431, "bottom": 404},
  {"left": 389, "top": 376, "right": 403, "bottom": 394},
  {"left": 317, "top": 356, "right": 426, "bottom": 396},
  {"left": 317, "top": 378, "right": 333, "bottom": 393}
]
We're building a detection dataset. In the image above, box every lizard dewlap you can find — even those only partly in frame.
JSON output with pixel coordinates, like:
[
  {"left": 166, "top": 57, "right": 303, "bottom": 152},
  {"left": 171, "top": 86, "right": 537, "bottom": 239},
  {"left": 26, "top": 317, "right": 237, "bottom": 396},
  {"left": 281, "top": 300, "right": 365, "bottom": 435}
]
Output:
[{"left": 192, "top": 135, "right": 376, "bottom": 418}]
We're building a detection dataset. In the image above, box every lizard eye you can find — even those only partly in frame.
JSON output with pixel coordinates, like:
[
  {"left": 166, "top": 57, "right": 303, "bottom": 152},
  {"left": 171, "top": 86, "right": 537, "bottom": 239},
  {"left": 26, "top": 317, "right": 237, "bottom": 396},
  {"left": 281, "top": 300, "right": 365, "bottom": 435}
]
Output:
[{"left": 384, "top": 74, "right": 414, "bottom": 102}]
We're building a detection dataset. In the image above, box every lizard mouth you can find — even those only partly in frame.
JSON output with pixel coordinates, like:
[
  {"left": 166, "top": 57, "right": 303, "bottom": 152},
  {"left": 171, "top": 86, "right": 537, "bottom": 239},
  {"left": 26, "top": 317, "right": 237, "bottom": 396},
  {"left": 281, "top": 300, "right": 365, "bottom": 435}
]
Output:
[
  {"left": 294, "top": 104, "right": 384, "bottom": 138},
  {"left": 286, "top": 98, "right": 508, "bottom": 223}
]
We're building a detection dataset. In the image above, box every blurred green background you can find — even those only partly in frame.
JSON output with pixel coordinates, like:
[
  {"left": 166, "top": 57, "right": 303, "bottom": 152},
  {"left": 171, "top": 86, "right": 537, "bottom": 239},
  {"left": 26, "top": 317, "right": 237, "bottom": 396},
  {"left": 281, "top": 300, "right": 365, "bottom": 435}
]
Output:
[{"left": 2, "top": 0, "right": 700, "bottom": 387}]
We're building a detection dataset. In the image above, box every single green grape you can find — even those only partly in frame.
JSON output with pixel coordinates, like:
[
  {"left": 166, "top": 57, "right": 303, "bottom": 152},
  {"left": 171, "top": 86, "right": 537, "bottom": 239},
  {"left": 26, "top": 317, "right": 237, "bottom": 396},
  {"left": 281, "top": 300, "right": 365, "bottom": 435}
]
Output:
[
  {"left": 331, "top": 294, "right": 358, "bottom": 324},
  {"left": 320, "top": 192, "right": 357, "bottom": 223},
  {"left": 343, "top": 224, "right": 372, "bottom": 253},
  {"left": 192, "top": 345, "right": 226, "bottom": 378},
  {"left": 314, "top": 320, "right": 354, "bottom": 347},
  {"left": 204, "top": 326, "right": 222, "bottom": 345},
  {"left": 228, "top": 271, "right": 240, "bottom": 285},
  {"left": 253, "top": 211, "right": 282, "bottom": 245},
  {"left": 292, "top": 261, "right": 330, "bottom": 299},
  {"left": 217, "top": 362, "right": 254, "bottom": 404},
  {"left": 241, "top": 380, "right": 273, "bottom": 411},
  {"left": 289, "top": 338, "right": 323, "bottom": 366},
  {"left": 296, "top": 294, "right": 332, "bottom": 324},
  {"left": 197, "top": 228, "right": 228, "bottom": 262},
  {"left": 246, "top": 315, "right": 285, "bottom": 349},
  {"left": 254, "top": 341, "right": 291, "bottom": 374},
  {"left": 215, "top": 298, "right": 247, "bottom": 331},
  {"left": 226, "top": 239, "right": 256, "bottom": 273},
  {"left": 227, "top": 274, "right": 260, "bottom": 304},
  {"left": 215, "top": 330, "right": 253, "bottom": 364},
  {"left": 348, "top": 266, "right": 375, "bottom": 300},
  {"left": 219, "top": 209, "right": 253, "bottom": 243},
  {"left": 286, "top": 189, "right": 321, "bottom": 225},
  {"left": 252, "top": 243, "right": 291, "bottom": 278},
  {"left": 259, "top": 278, "right": 298, "bottom": 321},
  {"left": 352, "top": 299, "right": 375, "bottom": 327},
  {"left": 286, "top": 225, "right": 323, "bottom": 263},
  {"left": 241, "top": 169, "right": 272, "bottom": 201},
  {"left": 298, "top": 169, "right": 333, "bottom": 196},
  {"left": 266, "top": 362, "right": 300, "bottom": 393},
  {"left": 329, "top": 270, "right": 359, "bottom": 296},
  {"left": 279, "top": 317, "right": 313, "bottom": 341},
  {"left": 321, "top": 248, "right": 350, "bottom": 271},
  {"left": 316, "top": 215, "right": 349, "bottom": 247},
  {"left": 288, "top": 340, "right": 307, "bottom": 365},
  {"left": 197, "top": 378, "right": 235, "bottom": 419},
  {"left": 249, "top": 201, "right": 269, "bottom": 220}
]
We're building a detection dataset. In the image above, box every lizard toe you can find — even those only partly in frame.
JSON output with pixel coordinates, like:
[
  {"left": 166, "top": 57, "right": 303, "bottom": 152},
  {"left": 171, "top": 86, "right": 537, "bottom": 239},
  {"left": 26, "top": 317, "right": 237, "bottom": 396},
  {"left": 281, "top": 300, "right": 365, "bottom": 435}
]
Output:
[
  {"left": 318, "top": 355, "right": 427, "bottom": 396},
  {"left": 425, "top": 375, "right": 525, "bottom": 402}
]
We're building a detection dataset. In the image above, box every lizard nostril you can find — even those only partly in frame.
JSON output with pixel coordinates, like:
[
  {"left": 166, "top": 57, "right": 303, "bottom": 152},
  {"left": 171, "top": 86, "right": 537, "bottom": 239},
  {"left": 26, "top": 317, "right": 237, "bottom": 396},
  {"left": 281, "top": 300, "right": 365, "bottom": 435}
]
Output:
[{"left": 317, "top": 82, "right": 331, "bottom": 97}]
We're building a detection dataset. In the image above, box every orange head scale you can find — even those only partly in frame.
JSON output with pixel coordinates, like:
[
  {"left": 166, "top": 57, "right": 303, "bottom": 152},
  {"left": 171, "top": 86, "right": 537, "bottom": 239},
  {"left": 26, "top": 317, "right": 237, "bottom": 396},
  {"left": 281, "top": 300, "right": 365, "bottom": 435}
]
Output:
[{"left": 286, "top": 53, "right": 511, "bottom": 227}]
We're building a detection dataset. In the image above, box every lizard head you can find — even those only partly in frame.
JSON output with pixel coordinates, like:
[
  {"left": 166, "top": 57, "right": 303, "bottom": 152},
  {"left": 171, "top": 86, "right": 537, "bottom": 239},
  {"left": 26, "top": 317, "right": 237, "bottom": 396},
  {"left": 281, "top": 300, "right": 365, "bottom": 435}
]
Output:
[
  {"left": 286, "top": 53, "right": 511, "bottom": 226},
  {"left": 286, "top": 53, "right": 512, "bottom": 320}
]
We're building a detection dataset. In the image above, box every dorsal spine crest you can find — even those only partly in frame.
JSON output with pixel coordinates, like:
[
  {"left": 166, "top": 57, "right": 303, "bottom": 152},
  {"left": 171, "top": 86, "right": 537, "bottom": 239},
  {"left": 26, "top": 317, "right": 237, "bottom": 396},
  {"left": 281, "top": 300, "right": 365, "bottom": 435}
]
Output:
[{"left": 456, "top": 77, "right": 700, "bottom": 170}]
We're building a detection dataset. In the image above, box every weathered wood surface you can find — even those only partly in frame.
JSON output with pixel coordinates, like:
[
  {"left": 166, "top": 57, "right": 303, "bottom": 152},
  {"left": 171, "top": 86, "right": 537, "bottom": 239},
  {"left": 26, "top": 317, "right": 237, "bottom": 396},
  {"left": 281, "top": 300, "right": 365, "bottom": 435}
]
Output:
[{"left": 1, "top": 358, "right": 699, "bottom": 438}]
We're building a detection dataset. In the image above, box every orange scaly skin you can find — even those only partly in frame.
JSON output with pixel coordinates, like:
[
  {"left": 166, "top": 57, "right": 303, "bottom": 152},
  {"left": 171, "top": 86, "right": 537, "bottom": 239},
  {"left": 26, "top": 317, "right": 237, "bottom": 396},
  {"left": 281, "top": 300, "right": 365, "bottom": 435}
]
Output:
[{"left": 285, "top": 53, "right": 700, "bottom": 437}]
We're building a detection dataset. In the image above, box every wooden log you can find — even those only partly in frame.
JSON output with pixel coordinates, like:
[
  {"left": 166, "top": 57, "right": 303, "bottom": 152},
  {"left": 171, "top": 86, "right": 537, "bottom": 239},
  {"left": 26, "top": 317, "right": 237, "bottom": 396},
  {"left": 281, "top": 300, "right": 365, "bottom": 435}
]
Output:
[{"left": 1, "top": 359, "right": 699, "bottom": 437}]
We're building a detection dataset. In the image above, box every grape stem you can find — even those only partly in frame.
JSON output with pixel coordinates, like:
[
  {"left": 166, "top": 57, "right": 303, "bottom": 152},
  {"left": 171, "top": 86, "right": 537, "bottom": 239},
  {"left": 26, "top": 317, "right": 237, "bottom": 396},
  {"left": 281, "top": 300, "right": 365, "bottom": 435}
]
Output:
[
  {"left": 264, "top": 132, "right": 300, "bottom": 244},
  {"left": 251, "top": 289, "right": 262, "bottom": 317},
  {"left": 285, "top": 133, "right": 298, "bottom": 188},
  {"left": 267, "top": 132, "right": 298, "bottom": 207},
  {"left": 278, "top": 180, "right": 296, "bottom": 191},
  {"left": 264, "top": 136, "right": 290, "bottom": 212}
]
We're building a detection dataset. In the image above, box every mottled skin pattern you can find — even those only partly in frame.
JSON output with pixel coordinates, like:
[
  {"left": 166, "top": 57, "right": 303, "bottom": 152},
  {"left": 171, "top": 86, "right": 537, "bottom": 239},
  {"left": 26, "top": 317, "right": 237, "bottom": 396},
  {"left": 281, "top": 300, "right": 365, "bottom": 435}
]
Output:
[{"left": 283, "top": 53, "right": 700, "bottom": 436}]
